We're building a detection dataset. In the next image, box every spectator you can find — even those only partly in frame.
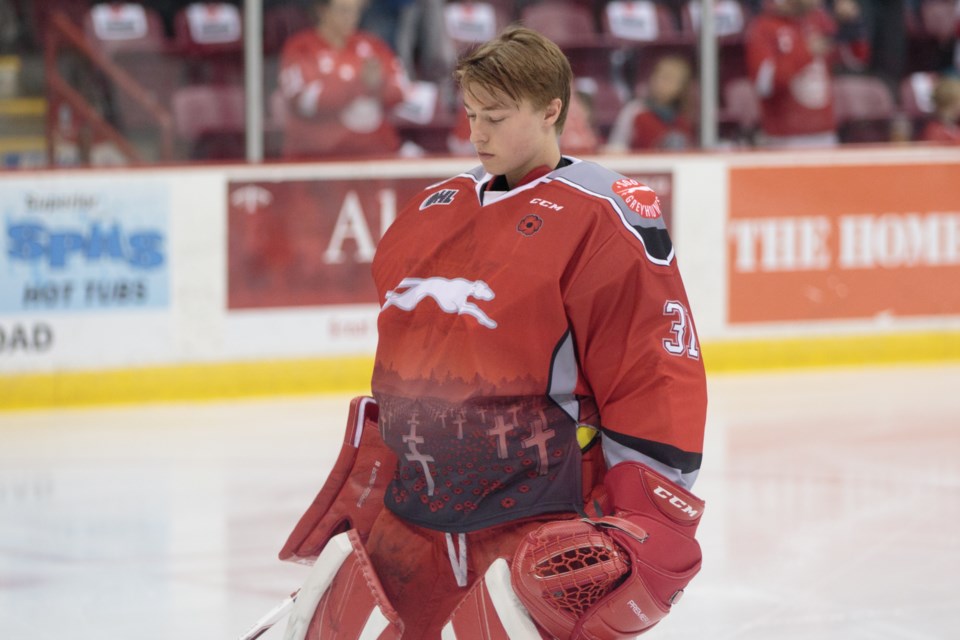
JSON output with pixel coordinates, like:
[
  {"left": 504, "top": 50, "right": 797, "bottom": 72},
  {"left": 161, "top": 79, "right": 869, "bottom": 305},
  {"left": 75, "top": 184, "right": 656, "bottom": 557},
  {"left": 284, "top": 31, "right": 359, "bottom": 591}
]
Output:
[
  {"left": 920, "top": 75, "right": 960, "bottom": 143},
  {"left": 858, "top": 0, "right": 906, "bottom": 94},
  {"left": 560, "top": 87, "right": 602, "bottom": 155},
  {"left": 605, "top": 55, "right": 695, "bottom": 152},
  {"left": 745, "top": 0, "right": 839, "bottom": 147},
  {"left": 361, "top": 0, "right": 456, "bottom": 85},
  {"left": 278, "top": 0, "right": 409, "bottom": 158},
  {"left": 831, "top": 0, "right": 871, "bottom": 74}
]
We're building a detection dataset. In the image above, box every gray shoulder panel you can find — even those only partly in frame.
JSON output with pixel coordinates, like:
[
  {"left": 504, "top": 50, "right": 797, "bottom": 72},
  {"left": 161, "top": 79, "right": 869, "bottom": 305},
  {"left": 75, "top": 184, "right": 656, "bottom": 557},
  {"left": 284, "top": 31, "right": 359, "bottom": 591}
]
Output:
[{"left": 552, "top": 160, "right": 675, "bottom": 265}]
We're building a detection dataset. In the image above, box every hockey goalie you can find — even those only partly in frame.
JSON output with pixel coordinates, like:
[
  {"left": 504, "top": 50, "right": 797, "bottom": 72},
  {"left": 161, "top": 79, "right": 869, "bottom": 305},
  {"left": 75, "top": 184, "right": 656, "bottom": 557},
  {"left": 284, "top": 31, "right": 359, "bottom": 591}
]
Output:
[{"left": 243, "top": 23, "right": 707, "bottom": 640}]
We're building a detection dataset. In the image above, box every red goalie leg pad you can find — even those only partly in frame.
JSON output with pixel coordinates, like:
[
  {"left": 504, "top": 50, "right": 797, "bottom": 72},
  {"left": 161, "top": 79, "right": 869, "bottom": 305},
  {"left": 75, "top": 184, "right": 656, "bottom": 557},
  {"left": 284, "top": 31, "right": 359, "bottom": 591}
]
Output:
[
  {"left": 279, "top": 397, "right": 398, "bottom": 563},
  {"left": 441, "top": 558, "right": 545, "bottom": 640},
  {"left": 286, "top": 529, "right": 403, "bottom": 640}
]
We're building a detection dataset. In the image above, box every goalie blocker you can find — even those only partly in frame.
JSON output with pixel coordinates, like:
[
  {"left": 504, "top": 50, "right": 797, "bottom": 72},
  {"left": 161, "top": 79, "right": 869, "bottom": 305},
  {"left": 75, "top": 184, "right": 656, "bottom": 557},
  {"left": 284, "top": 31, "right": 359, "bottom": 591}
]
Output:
[{"left": 445, "top": 462, "right": 704, "bottom": 639}]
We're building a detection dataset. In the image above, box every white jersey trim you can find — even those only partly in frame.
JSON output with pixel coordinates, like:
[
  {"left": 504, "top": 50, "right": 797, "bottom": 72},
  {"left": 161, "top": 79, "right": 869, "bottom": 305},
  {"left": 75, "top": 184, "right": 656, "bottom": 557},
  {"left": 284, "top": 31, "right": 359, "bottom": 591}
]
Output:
[{"left": 603, "top": 437, "right": 700, "bottom": 490}]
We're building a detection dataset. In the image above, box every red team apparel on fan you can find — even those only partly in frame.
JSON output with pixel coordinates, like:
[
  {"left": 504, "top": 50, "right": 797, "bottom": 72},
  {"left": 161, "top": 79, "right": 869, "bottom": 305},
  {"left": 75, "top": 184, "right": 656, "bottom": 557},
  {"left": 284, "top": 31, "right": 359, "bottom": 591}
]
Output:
[
  {"left": 745, "top": 2, "right": 837, "bottom": 139},
  {"left": 372, "top": 158, "right": 706, "bottom": 531},
  {"left": 629, "top": 109, "right": 695, "bottom": 150},
  {"left": 279, "top": 29, "right": 407, "bottom": 158}
]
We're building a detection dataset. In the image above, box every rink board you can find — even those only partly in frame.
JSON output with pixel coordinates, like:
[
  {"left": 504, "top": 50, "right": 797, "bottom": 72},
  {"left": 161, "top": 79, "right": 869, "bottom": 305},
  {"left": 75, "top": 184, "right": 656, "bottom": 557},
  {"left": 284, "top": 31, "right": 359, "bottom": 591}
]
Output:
[{"left": 2, "top": 149, "right": 959, "bottom": 408}]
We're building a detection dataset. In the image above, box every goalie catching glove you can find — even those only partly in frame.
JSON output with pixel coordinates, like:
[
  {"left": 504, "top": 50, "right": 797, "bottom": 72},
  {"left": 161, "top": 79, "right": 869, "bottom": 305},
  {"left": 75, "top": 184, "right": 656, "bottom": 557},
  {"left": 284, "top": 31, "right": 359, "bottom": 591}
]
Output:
[{"left": 510, "top": 462, "right": 704, "bottom": 639}]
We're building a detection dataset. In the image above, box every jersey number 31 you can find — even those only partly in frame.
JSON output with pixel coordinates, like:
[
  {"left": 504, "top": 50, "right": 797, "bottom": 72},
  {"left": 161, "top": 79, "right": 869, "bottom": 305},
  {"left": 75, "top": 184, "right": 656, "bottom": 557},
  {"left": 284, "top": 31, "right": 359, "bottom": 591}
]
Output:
[{"left": 662, "top": 300, "right": 700, "bottom": 360}]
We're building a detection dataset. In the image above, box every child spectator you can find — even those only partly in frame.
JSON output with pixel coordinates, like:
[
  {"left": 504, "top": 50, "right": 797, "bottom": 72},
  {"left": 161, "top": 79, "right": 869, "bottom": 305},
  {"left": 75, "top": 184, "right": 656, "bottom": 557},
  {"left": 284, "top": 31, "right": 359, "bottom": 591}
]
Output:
[
  {"left": 831, "top": 0, "right": 871, "bottom": 74},
  {"left": 920, "top": 75, "right": 960, "bottom": 144},
  {"left": 605, "top": 55, "right": 695, "bottom": 152},
  {"left": 279, "top": 0, "right": 409, "bottom": 158}
]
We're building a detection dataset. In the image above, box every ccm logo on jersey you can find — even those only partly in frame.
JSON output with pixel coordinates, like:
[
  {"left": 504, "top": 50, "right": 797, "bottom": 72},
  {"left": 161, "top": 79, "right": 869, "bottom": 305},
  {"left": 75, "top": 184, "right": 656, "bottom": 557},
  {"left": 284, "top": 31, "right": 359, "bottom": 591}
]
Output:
[
  {"left": 654, "top": 485, "right": 701, "bottom": 519},
  {"left": 382, "top": 276, "right": 498, "bottom": 329},
  {"left": 419, "top": 189, "right": 458, "bottom": 210},
  {"left": 529, "top": 198, "right": 563, "bottom": 211}
]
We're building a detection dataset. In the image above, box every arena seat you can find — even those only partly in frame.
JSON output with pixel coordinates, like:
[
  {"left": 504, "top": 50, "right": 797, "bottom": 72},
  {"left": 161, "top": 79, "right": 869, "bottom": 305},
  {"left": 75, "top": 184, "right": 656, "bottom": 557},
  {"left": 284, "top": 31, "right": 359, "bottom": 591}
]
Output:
[
  {"left": 602, "top": 1, "right": 693, "bottom": 88},
  {"left": 519, "top": 0, "right": 613, "bottom": 78},
  {"left": 832, "top": 74, "right": 896, "bottom": 143},
  {"left": 82, "top": 3, "right": 181, "bottom": 132},
  {"left": 719, "top": 76, "right": 759, "bottom": 142},
  {"left": 679, "top": 0, "right": 748, "bottom": 82},
  {"left": 172, "top": 83, "right": 245, "bottom": 159},
  {"left": 31, "top": 0, "right": 92, "bottom": 47},
  {"left": 443, "top": 2, "right": 512, "bottom": 52},
  {"left": 602, "top": 0, "right": 682, "bottom": 44},
  {"left": 173, "top": 2, "right": 243, "bottom": 84}
]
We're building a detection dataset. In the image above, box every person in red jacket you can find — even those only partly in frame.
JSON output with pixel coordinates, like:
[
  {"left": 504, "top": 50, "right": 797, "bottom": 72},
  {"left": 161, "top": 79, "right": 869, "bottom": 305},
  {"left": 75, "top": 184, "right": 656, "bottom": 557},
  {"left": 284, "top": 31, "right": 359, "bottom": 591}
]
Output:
[
  {"left": 606, "top": 55, "right": 695, "bottom": 152},
  {"left": 745, "top": 0, "right": 841, "bottom": 147},
  {"left": 278, "top": 0, "right": 409, "bottom": 158}
]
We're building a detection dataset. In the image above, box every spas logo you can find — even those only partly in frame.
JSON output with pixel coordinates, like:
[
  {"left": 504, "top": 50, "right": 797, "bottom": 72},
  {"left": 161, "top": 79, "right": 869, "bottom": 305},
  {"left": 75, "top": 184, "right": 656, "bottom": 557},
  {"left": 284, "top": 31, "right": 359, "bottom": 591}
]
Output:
[
  {"left": 6, "top": 221, "right": 164, "bottom": 269},
  {"left": 613, "top": 178, "right": 661, "bottom": 219},
  {"left": 419, "top": 189, "right": 458, "bottom": 210}
]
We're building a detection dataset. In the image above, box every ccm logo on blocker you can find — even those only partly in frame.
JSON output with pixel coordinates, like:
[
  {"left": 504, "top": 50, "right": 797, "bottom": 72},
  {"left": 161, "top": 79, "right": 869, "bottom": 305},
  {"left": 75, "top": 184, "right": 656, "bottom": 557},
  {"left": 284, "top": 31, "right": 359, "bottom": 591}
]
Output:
[{"left": 654, "top": 485, "right": 701, "bottom": 518}]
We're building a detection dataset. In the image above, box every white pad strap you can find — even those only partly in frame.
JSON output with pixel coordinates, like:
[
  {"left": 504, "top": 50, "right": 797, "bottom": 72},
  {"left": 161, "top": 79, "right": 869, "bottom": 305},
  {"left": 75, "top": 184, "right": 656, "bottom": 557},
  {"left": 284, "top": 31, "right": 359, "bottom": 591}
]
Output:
[
  {"left": 445, "top": 532, "right": 468, "bottom": 587},
  {"left": 283, "top": 532, "right": 354, "bottom": 640},
  {"left": 440, "top": 558, "right": 541, "bottom": 640},
  {"left": 283, "top": 531, "right": 398, "bottom": 640}
]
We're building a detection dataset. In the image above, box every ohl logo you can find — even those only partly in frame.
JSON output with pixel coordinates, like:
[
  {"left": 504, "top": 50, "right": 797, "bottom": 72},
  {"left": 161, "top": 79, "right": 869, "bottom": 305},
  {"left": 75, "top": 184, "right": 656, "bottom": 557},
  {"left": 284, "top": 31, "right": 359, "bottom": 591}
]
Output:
[
  {"left": 419, "top": 189, "right": 458, "bottom": 210},
  {"left": 612, "top": 178, "right": 661, "bottom": 219}
]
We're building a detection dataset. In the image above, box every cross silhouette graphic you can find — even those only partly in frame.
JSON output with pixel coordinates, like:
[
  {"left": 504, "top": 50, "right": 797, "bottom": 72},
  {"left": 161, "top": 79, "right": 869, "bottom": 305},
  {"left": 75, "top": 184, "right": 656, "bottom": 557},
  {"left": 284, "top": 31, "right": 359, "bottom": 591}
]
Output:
[
  {"left": 452, "top": 411, "right": 467, "bottom": 440},
  {"left": 403, "top": 413, "right": 436, "bottom": 495},
  {"left": 487, "top": 414, "right": 514, "bottom": 459},
  {"left": 521, "top": 413, "right": 555, "bottom": 476}
]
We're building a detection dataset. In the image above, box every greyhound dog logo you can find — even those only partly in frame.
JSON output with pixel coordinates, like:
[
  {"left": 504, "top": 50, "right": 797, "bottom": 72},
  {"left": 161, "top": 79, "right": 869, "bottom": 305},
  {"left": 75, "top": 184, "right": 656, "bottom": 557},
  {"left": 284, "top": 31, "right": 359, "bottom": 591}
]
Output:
[{"left": 382, "top": 277, "right": 498, "bottom": 329}]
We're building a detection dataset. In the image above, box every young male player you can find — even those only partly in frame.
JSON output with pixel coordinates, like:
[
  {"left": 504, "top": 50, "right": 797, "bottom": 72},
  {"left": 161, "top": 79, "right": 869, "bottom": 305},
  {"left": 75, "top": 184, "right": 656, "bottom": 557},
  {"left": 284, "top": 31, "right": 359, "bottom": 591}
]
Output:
[{"left": 278, "top": 26, "right": 707, "bottom": 639}]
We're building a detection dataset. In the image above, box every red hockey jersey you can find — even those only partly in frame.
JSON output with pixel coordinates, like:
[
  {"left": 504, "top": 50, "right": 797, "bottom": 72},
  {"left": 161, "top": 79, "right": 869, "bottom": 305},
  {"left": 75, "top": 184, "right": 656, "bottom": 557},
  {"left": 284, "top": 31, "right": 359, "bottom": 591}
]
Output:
[
  {"left": 745, "top": 9, "right": 836, "bottom": 137},
  {"left": 279, "top": 29, "right": 407, "bottom": 158},
  {"left": 371, "top": 159, "right": 707, "bottom": 533}
]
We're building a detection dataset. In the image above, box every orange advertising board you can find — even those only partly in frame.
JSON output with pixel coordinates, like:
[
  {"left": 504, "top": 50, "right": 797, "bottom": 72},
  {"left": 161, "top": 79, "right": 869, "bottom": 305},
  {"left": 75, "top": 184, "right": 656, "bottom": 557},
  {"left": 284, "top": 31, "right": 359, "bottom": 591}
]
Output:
[{"left": 728, "top": 163, "right": 960, "bottom": 323}]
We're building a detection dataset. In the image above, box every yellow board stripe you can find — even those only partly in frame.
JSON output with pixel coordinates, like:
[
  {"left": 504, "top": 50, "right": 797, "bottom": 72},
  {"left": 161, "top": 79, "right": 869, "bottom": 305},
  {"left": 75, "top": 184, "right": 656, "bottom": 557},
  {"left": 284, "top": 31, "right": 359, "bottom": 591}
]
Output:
[
  {"left": 0, "top": 97, "right": 47, "bottom": 117},
  {"left": 2, "top": 331, "right": 960, "bottom": 410},
  {"left": 703, "top": 330, "right": 960, "bottom": 371},
  {"left": 0, "top": 356, "right": 375, "bottom": 411}
]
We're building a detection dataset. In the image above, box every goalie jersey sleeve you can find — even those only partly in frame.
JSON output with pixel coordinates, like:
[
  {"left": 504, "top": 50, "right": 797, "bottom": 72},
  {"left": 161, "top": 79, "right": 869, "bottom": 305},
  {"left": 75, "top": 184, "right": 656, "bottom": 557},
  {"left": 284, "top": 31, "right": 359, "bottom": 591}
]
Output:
[{"left": 371, "top": 159, "right": 706, "bottom": 533}]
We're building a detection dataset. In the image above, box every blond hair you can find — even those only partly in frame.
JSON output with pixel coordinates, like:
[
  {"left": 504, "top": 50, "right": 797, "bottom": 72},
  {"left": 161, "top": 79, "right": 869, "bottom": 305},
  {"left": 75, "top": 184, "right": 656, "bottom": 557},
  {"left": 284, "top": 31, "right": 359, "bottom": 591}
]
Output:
[
  {"left": 455, "top": 26, "right": 572, "bottom": 132},
  {"left": 932, "top": 77, "right": 960, "bottom": 113}
]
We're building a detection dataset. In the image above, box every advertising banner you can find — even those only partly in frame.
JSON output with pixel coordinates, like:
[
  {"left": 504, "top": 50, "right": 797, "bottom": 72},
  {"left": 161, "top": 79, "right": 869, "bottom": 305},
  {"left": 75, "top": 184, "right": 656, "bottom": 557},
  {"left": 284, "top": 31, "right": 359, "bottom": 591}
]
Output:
[
  {"left": 227, "top": 171, "right": 673, "bottom": 311},
  {"left": 728, "top": 163, "right": 960, "bottom": 323},
  {"left": 0, "top": 178, "right": 170, "bottom": 362},
  {"left": 228, "top": 176, "right": 447, "bottom": 309}
]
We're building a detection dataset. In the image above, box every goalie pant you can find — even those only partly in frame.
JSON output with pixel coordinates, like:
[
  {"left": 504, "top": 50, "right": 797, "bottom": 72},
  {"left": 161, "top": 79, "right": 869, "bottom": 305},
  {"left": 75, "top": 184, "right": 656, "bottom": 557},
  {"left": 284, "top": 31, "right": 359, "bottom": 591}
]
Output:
[
  {"left": 278, "top": 400, "right": 704, "bottom": 639},
  {"left": 287, "top": 465, "right": 703, "bottom": 639},
  {"left": 281, "top": 506, "right": 556, "bottom": 639}
]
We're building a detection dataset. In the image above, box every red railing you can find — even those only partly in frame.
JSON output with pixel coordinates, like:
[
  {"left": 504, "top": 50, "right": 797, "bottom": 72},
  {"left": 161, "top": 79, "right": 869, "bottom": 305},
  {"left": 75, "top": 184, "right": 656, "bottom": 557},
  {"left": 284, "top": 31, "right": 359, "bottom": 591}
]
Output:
[{"left": 44, "top": 11, "right": 174, "bottom": 165}]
